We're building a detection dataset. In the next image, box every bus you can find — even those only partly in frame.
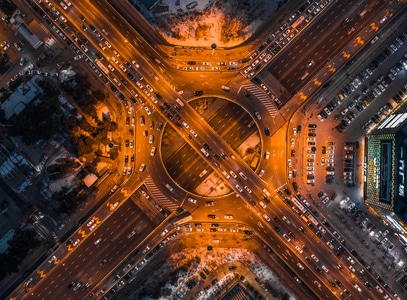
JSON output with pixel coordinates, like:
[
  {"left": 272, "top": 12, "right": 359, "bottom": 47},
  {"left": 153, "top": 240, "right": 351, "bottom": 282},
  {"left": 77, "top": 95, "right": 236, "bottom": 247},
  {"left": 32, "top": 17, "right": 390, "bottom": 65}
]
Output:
[
  {"left": 307, "top": 214, "right": 319, "bottom": 227},
  {"left": 94, "top": 58, "right": 110, "bottom": 75},
  {"left": 291, "top": 15, "right": 305, "bottom": 29},
  {"left": 292, "top": 197, "right": 307, "bottom": 214}
]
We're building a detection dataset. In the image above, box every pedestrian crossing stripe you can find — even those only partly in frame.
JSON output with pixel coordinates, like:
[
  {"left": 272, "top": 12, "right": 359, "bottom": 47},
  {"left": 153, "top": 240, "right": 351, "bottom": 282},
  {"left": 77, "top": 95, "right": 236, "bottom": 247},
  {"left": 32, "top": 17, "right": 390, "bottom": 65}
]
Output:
[
  {"left": 144, "top": 177, "right": 179, "bottom": 211},
  {"left": 243, "top": 84, "right": 279, "bottom": 117}
]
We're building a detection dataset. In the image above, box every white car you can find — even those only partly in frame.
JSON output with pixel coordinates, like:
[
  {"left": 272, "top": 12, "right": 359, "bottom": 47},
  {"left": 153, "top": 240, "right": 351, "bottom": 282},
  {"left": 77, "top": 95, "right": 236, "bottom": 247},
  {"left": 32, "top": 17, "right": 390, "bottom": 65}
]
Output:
[
  {"left": 139, "top": 163, "right": 146, "bottom": 172},
  {"left": 264, "top": 152, "right": 270, "bottom": 159},
  {"left": 259, "top": 169, "right": 265, "bottom": 177},
  {"left": 224, "top": 214, "right": 233, "bottom": 219},
  {"left": 288, "top": 159, "right": 292, "bottom": 167},
  {"left": 259, "top": 201, "right": 266, "bottom": 208},
  {"left": 235, "top": 185, "right": 243, "bottom": 193},
  {"left": 182, "top": 121, "right": 189, "bottom": 128},
  {"left": 222, "top": 170, "right": 230, "bottom": 179},
  {"left": 244, "top": 186, "right": 252, "bottom": 193},
  {"left": 48, "top": 255, "right": 57, "bottom": 264},
  {"left": 146, "top": 84, "right": 154, "bottom": 93},
  {"left": 295, "top": 246, "right": 303, "bottom": 253},
  {"left": 188, "top": 197, "right": 196, "bottom": 204},
  {"left": 150, "top": 147, "right": 156, "bottom": 156},
  {"left": 255, "top": 111, "right": 261, "bottom": 120},
  {"left": 230, "top": 171, "right": 237, "bottom": 178},
  {"left": 119, "top": 64, "right": 127, "bottom": 72},
  {"left": 132, "top": 60, "right": 140, "bottom": 68},
  {"left": 161, "top": 229, "right": 168, "bottom": 236},
  {"left": 263, "top": 214, "right": 271, "bottom": 221},
  {"left": 59, "top": 2, "right": 68, "bottom": 10},
  {"left": 190, "top": 129, "right": 198, "bottom": 137}
]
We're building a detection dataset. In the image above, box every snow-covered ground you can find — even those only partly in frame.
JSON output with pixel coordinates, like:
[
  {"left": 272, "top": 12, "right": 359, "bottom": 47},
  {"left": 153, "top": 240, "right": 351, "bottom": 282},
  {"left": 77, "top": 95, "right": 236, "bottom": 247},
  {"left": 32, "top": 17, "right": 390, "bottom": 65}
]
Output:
[
  {"left": 147, "top": 0, "right": 283, "bottom": 47},
  {"left": 126, "top": 246, "right": 296, "bottom": 300}
]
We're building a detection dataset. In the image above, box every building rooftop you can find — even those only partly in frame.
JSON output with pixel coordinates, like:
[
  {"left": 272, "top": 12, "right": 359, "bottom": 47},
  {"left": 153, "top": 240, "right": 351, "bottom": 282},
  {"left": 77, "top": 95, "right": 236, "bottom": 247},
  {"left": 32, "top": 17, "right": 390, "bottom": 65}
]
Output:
[{"left": 1, "top": 75, "right": 43, "bottom": 120}]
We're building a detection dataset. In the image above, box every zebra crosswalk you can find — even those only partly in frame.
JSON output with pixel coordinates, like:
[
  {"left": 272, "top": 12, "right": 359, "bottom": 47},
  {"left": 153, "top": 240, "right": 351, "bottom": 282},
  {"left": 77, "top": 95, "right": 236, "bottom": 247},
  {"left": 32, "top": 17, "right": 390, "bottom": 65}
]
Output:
[
  {"left": 243, "top": 84, "right": 279, "bottom": 117},
  {"left": 144, "top": 176, "right": 179, "bottom": 211}
]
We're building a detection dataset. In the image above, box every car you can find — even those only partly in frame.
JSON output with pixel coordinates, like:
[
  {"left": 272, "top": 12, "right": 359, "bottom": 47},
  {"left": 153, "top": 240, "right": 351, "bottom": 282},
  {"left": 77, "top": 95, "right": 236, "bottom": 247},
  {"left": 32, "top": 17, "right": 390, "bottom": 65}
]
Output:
[
  {"left": 59, "top": 1, "right": 68, "bottom": 9},
  {"left": 139, "top": 163, "right": 146, "bottom": 172},
  {"left": 255, "top": 111, "right": 261, "bottom": 120},
  {"left": 244, "top": 186, "right": 252, "bottom": 193},
  {"left": 263, "top": 214, "right": 271, "bottom": 221},
  {"left": 239, "top": 172, "right": 247, "bottom": 180},
  {"left": 288, "top": 159, "right": 292, "bottom": 167},
  {"left": 161, "top": 229, "right": 168, "bottom": 236},
  {"left": 264, "top": 152, "right": 270, "bottom": 159},
  {"left": 188, "top": 197, "right": 197, "bottom": 204},
  {"left": 259, "top": 201, "right": 266, "bottom": 208},
  {"left": 205, "top": 201, "right": 214, "bottom": 207},
  {"left": 235, "top": 185, "right": 243, "bottom": 193},
  {"left": 150, "top": 147, "right": 156, "bottom": 156},
  {"left": 2, "top": 43, "right": 10, "bottom": 51},
  {"left": 190, "top": 129, "right": 198, "bottom": 137},
  {"left": 48, "top": 255, "right": 57, "bottom": 264},
  {"left": 230, "top": 171, "right": 237, "bottom": 178},
  {"left": 13, "top": 43, "right": 22, "bottom": 51},
  {"left": 311, "top": 254, "right": 319, "bottom": 262}
]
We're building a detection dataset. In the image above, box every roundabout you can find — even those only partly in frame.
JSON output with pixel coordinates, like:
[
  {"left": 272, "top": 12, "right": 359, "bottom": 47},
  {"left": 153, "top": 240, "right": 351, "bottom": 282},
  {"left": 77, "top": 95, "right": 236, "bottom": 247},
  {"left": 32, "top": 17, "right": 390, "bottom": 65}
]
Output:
[{"left": 161, "top": 96, "right": 264, "bottom": 197}]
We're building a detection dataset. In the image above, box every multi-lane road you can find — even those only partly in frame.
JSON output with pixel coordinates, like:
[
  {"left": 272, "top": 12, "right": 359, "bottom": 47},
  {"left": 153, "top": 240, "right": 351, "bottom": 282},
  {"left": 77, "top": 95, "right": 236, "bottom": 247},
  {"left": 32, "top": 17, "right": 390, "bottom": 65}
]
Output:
[{"left": 7, "top": 0, "right": 407, "bottom": 299}]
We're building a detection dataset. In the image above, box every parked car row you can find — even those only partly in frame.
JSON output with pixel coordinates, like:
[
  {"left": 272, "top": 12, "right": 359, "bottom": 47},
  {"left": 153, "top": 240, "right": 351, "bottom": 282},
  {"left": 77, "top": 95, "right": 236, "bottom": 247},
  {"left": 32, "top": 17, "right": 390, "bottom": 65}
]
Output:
[
  {"left": 363, "top": 84, "right": 407, "bottom": 133},
  {"left": 304, "top": 124, "right": 317, "bottom": 185},
  {"left": 319, "top": 31, "right": 406, "bottom": 128},
  {"left": 324, "top": 141, "right": 335, "bottom": 184},
  {"left": 342, "top": 143, "right": 355, "bottom": 186},
  {"left": 336, "top": 53, "right": 406, "bottom": 133}
]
